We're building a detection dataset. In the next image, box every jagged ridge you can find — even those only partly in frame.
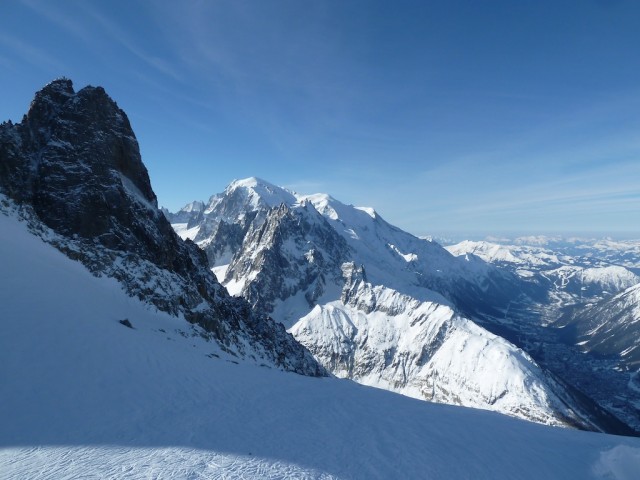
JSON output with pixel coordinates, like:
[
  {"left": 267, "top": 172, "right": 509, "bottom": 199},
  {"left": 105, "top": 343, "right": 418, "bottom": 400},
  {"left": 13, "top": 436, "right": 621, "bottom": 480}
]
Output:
[{"left": 0, "top": 79, "right": 324, "bottom": 376}]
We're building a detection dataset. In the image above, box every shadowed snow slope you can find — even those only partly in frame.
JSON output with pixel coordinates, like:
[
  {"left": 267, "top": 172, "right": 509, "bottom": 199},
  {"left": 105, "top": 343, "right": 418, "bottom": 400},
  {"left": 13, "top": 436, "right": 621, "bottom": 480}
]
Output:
[
  {"left": 2, "top": 200, "right": 640, "bottom": 479},
  {"left": 565, "top": 283, "right": 640, "bottom": 368}
]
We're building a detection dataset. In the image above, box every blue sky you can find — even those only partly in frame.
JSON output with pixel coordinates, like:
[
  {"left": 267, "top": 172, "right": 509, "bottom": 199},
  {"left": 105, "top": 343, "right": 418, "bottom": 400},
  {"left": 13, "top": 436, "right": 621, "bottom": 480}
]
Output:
[{"left": 1, "top": 0, "right": 639, "bottom": 237}]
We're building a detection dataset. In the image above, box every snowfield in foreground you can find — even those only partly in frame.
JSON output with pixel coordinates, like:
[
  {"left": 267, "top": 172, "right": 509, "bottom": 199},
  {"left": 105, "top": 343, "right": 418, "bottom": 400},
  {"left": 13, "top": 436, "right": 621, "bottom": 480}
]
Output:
[{"left": 1, "top": 211, "right": 640, "bottom": 480}]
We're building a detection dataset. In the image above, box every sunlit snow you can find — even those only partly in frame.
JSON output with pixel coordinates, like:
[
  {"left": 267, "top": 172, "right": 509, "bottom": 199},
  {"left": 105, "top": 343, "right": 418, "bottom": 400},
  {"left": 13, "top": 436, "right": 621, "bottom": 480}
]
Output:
[{"left": 2, "top": 209, "right": 640, "bottom": 479}]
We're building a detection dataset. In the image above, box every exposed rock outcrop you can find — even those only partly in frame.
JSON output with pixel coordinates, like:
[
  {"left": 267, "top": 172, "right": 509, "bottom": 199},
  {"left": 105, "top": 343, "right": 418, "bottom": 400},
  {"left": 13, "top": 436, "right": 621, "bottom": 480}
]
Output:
[{"left": 0, "top": 79, "right": 324, "bottom": 376}]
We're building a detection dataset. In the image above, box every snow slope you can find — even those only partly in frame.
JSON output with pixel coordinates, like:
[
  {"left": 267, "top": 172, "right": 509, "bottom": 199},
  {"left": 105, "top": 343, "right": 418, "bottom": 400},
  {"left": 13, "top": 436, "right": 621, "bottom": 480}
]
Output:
[
  {"left": 566, "top": 283, "right": 640, "bottom": 368},
  {"left": 291, "top": 269, "right": 581, "bottom": 427},
  {"left": 3, "top": 195, "right": 640, "bottom": 479},
  {"left": 298, "top": 191, "right": 516, "bottom": 310}
]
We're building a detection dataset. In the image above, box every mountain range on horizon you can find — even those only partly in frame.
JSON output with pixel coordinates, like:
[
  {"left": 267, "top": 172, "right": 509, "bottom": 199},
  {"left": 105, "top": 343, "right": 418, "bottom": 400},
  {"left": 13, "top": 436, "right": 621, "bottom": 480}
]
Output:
[
  {"left": 1, "top": 79, "right": 640, "bottom": 479},
  {"left": 166, "top": 175, "right": 640, "bottom": 434}
]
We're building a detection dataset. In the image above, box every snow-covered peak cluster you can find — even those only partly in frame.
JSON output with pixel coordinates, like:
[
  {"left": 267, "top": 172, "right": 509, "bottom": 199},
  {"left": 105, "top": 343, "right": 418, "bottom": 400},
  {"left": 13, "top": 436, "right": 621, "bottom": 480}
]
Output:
[
  {"left": 447, "top": 239, "right": 640, "bottom": 304},
  {"left": 219, "top": 176, "right": 298, "bottom": 211},
  {"left": 513, "top": 235, "right": 565, "bottom": 246},
  {"left": 447, "top": 240, "right": 563, "bottom": 267},
  {"left": 168, "top": 177, "right": 518, "bottom": 316},
  {"left": 177, "top": 177, "right": 378, "bottom": 228},
  {"left": 470, "top": 235, "right": 640, "bottom": 271},
  {"left": 165, "top": 177, "right": 623, "bottom": 429}
]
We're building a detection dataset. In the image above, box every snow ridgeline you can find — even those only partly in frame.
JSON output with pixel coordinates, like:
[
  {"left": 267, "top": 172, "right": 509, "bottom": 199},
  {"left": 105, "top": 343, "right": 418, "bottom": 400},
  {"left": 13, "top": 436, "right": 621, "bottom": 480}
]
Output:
[
  {"left": 446, "top": 239, "right": 639, "bottom": 297},
  {"left": 292, "top": 265, "right": 581, "bottom": 427}
]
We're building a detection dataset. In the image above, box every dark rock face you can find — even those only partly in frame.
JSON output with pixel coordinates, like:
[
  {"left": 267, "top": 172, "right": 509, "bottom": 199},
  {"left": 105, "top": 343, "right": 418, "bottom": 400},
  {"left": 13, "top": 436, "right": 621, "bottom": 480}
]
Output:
[
  {"left": 119, "top": 319, "right": 134, "bottom": 329},
  {"left": 4, "top": 79, "right": 166, "bottom": 261},
  {"left": 0, "top": 78, "right": 324, "bottom": 376},
  {"left": 563, "top": 284, "right": 640, "bottom": 369},
  {"left": 200, "top": 213, "right": 259, "bottom": 269},
  {"left": 227, "top": 202, "right": 351, "bottom": 317}
]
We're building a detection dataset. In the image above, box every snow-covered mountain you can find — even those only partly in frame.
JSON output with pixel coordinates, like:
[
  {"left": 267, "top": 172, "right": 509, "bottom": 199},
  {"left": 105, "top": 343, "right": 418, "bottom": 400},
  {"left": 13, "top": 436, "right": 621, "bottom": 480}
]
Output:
[
  {"left": 291, "top": 263, "right": 586, "bottom": 427},
  {"left": 3, "top": 78, "right": 640, "bottom": 478},
  {"left": 0, "top": 79, "right": 323, "bottom": 375},
  {"left": 446, "top": 238, "right": 640, "bottom": 432},
  {"left": 167, "top": 178, "right": 619, "bottom": 429},
  {"left": 168, "top": 177, "right": 523, "bottom": 321},
  {"left": 447, "top": 240, "right": 570, "bottom": 272},
  {"left": 3, "top": 207, "right": 639, "bottom": 479},
  {"left": 447, "top": 240, "right": 639, "bottom": 303},
  {"left": 446, "top": 238, "right": 640, "bottom": 363},
  {"left": 561, "top": 283, "right": 640, "bottom": 369},
  {"left": 464, "top": 236, "right": 640, "bottom": 272}
]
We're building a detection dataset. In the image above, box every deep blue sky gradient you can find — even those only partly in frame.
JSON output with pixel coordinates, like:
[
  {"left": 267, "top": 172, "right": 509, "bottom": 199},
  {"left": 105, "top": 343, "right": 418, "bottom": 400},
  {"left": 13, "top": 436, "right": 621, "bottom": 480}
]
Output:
[{"left": 1, "top": 0, "right": 639, "bottom": 237}]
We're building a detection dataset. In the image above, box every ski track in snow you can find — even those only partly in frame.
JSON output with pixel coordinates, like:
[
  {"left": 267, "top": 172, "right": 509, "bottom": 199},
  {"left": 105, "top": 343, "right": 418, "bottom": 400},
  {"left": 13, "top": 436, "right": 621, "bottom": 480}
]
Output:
[
  {"left": 2, "top": 209, "right": 640, "bottom": 479},
  {"left": 0, "top": 447, "right": 339, "bottom": 480}
]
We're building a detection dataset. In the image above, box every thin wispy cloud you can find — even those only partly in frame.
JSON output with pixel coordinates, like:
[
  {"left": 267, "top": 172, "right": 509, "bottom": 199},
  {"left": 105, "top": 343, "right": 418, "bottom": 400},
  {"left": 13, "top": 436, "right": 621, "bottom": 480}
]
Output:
[
  {"left": 76, "top": 3, "right": 183, "bottom": 83},
  {"left": 23, "top": 0, "right": 184, "bottom": 83},
  {"left": 2, "top": 1, "right": 638, "bottom": 234},
  {"left": 0, "top": 55, "right": 14, "bottom": 70},
  {"left": 453, "top": 186, "right": 639, "bottom": 217},
  {"left": 0, "top": 32, "right": 66, "bottom": 72},
  {"left": 148, "top": 2, "right": 390, "bottom": 160},
  {"left": 20, "top": 0, "right": 92, "bottom": 44}
]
